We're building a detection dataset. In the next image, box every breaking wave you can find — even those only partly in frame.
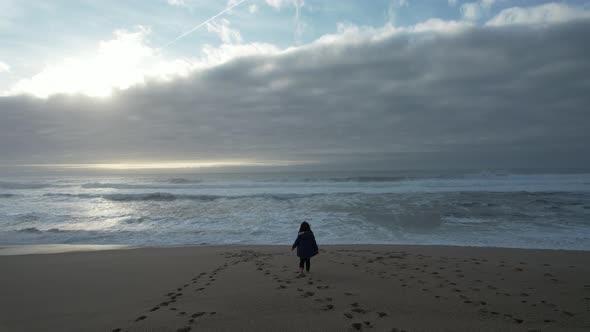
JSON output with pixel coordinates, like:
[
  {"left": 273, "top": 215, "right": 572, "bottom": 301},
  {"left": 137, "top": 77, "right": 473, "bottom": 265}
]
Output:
[
  {"left": 161, "top": 178, "right": 203, "bottom": 184},
  {"left": 303, "top": 176, "right": 407, "bottom": 182},
  {"left": 17, "top": 227, "right": 43, "bottom": 233},
  {"left": 0, "top": 181, "right": 53, "bottom": 189},
  {"left": 44, "top": 193, "right": 101, "bottom": 199},
  {"left": 43, "top": 192, "right": 322, "bottom": 202},
  {"left": 81, "top": 182, "right": 204, "bottom": 189},
  {"left": 3, "top": 171, "right": 590, "bottom": 250}
]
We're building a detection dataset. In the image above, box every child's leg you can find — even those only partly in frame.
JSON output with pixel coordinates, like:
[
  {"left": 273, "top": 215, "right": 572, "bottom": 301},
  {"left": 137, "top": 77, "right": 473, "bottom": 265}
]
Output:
[
  {"left": 299, "top": 258, "right": 305, "bottom": 273},
  {"left": 305, "top": 258, "right": 311, "bottom": 272}
]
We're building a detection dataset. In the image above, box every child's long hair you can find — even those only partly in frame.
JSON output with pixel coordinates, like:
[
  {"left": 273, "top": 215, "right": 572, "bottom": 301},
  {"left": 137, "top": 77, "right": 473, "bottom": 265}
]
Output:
[{"left": 299, "top": 221, "right": 311, "bottom": 233}]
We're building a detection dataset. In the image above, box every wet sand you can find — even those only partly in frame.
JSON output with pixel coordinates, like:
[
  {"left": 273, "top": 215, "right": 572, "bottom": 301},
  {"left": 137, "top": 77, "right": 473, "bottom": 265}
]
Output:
[{"left": 0, "top": 245, "right": 589, "bottom": 331}]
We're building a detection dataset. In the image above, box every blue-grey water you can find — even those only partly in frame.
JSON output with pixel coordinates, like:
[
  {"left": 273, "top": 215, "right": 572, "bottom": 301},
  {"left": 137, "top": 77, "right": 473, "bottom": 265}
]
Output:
[{"left": 1, "top": 170, "right": 589, "bottom": 250}]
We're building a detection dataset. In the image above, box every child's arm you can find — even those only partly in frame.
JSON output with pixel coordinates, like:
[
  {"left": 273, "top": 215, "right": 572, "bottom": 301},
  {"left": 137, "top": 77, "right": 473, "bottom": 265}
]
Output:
[{"left": 291, "top": 235, "right": 300, "bottom": 250}]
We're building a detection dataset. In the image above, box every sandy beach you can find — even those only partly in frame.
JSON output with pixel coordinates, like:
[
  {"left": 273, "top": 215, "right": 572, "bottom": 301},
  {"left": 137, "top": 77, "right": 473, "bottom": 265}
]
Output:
[{"left": 0, "top": 245, "right": 589, "bottom": 332}]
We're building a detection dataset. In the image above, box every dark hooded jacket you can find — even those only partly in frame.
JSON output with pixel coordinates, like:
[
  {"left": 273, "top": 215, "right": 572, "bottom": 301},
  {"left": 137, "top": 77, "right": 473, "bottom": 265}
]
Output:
[{"left": 292, "top": 231, "right": 319, "bottom": 258}]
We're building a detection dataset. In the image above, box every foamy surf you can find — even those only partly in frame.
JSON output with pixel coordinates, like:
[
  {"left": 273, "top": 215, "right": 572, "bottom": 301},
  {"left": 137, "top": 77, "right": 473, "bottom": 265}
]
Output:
[{"left": 1, "top": 171, "right": 589, "bottom": 250}]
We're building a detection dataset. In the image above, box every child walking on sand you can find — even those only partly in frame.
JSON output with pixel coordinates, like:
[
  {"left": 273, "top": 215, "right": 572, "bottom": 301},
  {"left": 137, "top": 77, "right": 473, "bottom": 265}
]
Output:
[{"left": 291, "top": 221, "right": 319, "bottom": 276}]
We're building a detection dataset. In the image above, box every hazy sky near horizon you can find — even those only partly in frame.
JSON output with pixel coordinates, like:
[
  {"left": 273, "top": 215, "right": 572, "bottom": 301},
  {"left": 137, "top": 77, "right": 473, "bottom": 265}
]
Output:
[{"left": 1, "top": 0, "right": 590, "bottom": 170}]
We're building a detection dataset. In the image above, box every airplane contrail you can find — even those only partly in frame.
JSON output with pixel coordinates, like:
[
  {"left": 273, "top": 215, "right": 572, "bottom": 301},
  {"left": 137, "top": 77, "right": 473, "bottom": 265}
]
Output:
[{"left": 166, "top": 0, "right": 248, "bottom": 48}]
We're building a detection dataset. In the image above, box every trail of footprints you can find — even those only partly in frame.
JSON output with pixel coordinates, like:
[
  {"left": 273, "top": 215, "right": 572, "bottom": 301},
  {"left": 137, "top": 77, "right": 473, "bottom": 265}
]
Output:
[
  {"left": 248, "top": 251, "right": 402, "bottom": 331},
  {"left": 113, "top": 248, "right": 588, "bottom": 331},
  {"left": 331, "top": 249, "right": 586, "bottom": 329},
  {"left": 111, "top": 259, "right": 233, "bottom": 332}
]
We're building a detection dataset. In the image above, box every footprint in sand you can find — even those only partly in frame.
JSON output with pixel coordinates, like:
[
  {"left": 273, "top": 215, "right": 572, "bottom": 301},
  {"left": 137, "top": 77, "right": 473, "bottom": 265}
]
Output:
[
  {"left": 322, "top": 304, "right": 334, "bottom": 311},
  {"left": 302, "top": 291, "right": 315, "bottom": 298},
  {"left": 135, "top": 315, "right": 147, "bottom": 322},
  {"left": 192, "top": 312, "right": 206, "bottom": 318},
  {"left": 350, "top": 322, "right": 363, "bottom": 330}
]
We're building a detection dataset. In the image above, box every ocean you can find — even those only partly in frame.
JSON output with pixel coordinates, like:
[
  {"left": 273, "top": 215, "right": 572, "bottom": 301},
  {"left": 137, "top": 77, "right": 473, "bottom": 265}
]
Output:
[{"left": 1, "top": 170, "right": 589, "bottom": 250}]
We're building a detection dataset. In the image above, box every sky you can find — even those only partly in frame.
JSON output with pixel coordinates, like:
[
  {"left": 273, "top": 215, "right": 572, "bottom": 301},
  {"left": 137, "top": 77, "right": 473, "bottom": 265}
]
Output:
[{"left": 0, "top": 0, "right": 589, "bottom": 171}]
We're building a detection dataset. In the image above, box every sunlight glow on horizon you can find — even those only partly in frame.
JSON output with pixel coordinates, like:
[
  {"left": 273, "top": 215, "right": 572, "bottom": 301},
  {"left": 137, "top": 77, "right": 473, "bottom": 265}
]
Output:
[{"left": 20, "top": 160, "right": 308, "bottom": 170}]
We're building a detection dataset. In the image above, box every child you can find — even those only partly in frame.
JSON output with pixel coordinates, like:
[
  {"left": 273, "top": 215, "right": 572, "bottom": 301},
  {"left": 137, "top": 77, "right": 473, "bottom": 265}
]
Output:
[{"left": 291, "top": 221, "right": 319, "bottom": 276}]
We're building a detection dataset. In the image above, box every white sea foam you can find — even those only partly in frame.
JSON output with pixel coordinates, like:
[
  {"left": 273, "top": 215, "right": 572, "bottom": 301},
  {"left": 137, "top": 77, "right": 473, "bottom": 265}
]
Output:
[{"left": 1, "top": 171, "right": 589, "bottom": 249}]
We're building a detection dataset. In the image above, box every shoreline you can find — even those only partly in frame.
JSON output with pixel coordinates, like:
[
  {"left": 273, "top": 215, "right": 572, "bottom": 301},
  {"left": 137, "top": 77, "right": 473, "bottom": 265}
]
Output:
[
  {"left": 1, "top": 244, "right": 589, "bottom": 331},
  {"left": 1, "top": 242, "right": 589, "bottom": 256},
  {"left": 0, "top": 243, "right": 129, "bottom": 256}
]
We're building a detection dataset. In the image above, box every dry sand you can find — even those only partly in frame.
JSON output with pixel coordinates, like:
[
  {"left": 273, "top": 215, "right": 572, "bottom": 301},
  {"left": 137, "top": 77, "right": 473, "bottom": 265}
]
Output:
[{"left": 0, "top": 245, "right": 589, "bottom": 332}]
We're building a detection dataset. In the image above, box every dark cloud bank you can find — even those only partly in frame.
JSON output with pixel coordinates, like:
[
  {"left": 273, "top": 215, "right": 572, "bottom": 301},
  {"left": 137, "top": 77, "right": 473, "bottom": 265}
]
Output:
[{"left": 1, "top": 20, "right": 590, "bottom": 171}]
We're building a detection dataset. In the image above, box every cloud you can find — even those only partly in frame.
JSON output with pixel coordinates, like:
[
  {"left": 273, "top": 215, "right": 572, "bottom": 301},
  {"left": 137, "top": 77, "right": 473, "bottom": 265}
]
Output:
[
  {"left": 388, "top": 0, "right": 410, "bottom": 24},
  {"left": 265, "top": 0, "right": 289, "bottom": 10},
  {"left": 1, "top": 17, "right": 590, "bottom": 168},
  {"left": 293, "top": 0, "right": 305, "bottom": 43},
  {"left": 206, "top": 18, "right": 243, "bottom": 44},
  {"left": 5, "top": 27, "right": 194, "bottom": 98},
  {"left": 3, "top": 23, "right": 278, "bottom": 98},
  {"left": 200, "top": 42, "right": 279, "bottom": 65},
  {"left": 167, "top": 0, "right": 186, "bottom": 7},
  {"left": 166, "top": 0, "right": 247, "bottom": 47},
  {"left": 486, "top": 2, "right": 590, "bottom": 26},
  {"left": 461, "top": 0, "right": 495, "bottom": 21},
  {"left": 448, "top": 0, "right": 458, "bottom": 6},
  {"left": 248, "top": 4, "right": 258, "bottom": 13},
  {"left": 0, "top": 61, "right": 10, "bottom": 73},
  {"left": 264, "top": 0, "right": 305, "bottom": 43}
]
